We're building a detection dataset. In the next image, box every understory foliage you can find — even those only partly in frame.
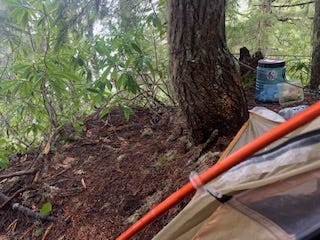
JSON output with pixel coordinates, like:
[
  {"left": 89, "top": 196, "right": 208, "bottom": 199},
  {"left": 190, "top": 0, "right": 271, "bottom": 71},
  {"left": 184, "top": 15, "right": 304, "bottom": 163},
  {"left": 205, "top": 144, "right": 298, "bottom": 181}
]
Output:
[{"left": 0, "top": 0, "right": 168, "bottom": 167}]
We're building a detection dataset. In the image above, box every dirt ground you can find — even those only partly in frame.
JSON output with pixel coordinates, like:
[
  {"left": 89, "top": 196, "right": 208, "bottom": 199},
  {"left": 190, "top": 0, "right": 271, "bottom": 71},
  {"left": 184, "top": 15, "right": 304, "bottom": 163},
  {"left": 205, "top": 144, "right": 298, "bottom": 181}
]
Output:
[{"left": 0, "top": 86, "right": 317, "bottom": 240}]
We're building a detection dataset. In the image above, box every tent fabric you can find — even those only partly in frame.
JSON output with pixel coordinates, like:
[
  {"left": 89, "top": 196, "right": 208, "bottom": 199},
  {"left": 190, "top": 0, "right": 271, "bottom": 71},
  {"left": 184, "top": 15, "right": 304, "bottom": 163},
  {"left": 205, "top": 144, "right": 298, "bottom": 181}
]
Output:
[
  {"left": 196, "top": 157, "right": 320, "bottom": 240},
  {"left": 153, "top": 107, "right": 320, "bottom": 240},
  {"left": 191, "top": 204, "right": 281, "bottom": 240},
  {"left": 230, "top": 168, "right": 320, "bottom": 240}
]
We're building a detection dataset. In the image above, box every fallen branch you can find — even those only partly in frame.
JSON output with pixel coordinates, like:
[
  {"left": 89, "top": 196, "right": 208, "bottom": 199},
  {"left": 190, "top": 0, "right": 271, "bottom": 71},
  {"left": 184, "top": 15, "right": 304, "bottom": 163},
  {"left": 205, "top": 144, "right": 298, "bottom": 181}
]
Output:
[
  {"left": 0, "top": 168, "right": 37, "bottom": 180},
  {"left": 0, "top": 192, "right": 56, "bottom": 222}
]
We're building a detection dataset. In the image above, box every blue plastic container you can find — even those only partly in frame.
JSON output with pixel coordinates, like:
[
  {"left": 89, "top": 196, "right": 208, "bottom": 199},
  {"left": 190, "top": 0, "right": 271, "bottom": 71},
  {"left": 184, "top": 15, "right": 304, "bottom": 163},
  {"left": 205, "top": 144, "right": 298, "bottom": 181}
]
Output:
[{"left": 255, "top": 59, "right": 286, "bottom": 102}]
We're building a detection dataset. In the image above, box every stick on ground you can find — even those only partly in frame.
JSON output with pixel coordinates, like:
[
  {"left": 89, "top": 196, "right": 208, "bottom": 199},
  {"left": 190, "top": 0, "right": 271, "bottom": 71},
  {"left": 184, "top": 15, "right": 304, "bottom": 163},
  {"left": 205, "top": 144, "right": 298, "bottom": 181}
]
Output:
[
  {"left": 0, "top": 193, "right": 56, "bottom": 222},
  {"left": 0, "top": 168, "right": 37, "bottom": 180}
]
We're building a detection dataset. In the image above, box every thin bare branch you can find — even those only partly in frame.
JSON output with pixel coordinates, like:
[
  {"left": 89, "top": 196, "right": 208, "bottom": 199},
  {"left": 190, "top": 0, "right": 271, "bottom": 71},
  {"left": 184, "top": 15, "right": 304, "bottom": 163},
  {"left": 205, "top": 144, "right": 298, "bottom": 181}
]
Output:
[
  {"left": 0, "top": 168, "right": 37, "bottom": 180},
  {"left": 255, "top": 1, "right": 315, "bottom": 8},
  {"left": 272, "top": 1, "right": 315, "bottom": 8}
]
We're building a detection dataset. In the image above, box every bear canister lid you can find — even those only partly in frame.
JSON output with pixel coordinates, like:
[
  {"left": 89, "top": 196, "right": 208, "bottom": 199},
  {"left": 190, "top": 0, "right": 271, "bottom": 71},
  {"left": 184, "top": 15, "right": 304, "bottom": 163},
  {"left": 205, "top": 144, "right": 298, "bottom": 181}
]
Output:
[{"left": 258, "top": 59, "right": 285, "bottom": 68}]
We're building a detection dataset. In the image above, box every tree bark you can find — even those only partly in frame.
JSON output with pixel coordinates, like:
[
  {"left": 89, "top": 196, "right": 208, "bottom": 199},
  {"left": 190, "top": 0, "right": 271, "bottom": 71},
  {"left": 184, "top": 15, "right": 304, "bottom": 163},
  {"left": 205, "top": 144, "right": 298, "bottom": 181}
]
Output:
[
  {"left": 261, "top": 0, "right": 272, "bottom": 13},
  {"left": 118, "top": 0, "right": 140, "bottom": 31},
  {"left": 168, "top": 0, "right": 248, "bottom": 144},
  {"left": 310, "top": 0, "right": 320, "bottom": 91}
]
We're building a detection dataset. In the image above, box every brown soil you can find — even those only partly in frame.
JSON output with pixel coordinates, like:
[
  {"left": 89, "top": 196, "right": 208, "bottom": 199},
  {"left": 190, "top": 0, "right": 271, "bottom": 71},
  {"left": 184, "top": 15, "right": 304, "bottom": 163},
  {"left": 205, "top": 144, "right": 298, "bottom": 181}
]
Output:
[{"left": 0, "top": 88, "right": 317, "bottom": 240}]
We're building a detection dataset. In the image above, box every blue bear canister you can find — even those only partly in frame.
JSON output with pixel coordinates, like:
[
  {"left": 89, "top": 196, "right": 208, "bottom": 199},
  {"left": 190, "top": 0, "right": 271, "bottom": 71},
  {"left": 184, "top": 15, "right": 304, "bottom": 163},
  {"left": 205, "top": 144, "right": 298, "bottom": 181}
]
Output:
[{"left": 255, "top": 59, "right": 286, "bottom": 102}]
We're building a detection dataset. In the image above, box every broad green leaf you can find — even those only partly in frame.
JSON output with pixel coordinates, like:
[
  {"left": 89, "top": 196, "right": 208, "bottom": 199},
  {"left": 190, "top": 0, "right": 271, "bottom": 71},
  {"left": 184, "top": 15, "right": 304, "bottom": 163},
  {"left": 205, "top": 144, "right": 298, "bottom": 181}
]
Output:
[
  {"left": 111, "top": 68, "right": 119, "bottom": 84},
  {"left": 21, "top": 10, "right": 29, "bottom": 28},
  {"left": 125, "top": 56, "right": 134, "bottom": 68},
  {"left": 95, "top": 80, "right": 106, "bottom": 93},
  {"left": 145, "top": 59, "right": 155, "bottom": 78},
  {"left": 99, "top": 106, "right": 112, "bottom": 119},
  {"left": 72, "top": 121, "right": 83, "bottom": 132},
  {"left": 0, "top": 80, "right": 18, "bottom": 92},
  {"left": 39, "top": 202, "right": 52, "bottom": 216},
  {"left": 116, "top": 73, "right": 126, "bottom": 89},
  {"left": 133, "top": 57, "right": 143, "bottom": 71},
  {"left": 99, "top": 68, "right": 113, "bottom": 91},
  {"left": 37, "top": 16, "right": 45, "bottom": 26},
  {"left": 152, "top": 13, "right": 161, "bottom": 28},
  {"left": 12, "top": 63, "right": 31, "bottom": 72},
  {"left": 3, "top": 0, "right": 20, "bottom": 7},
  {"left": 46, "top": 61, "right": 57, "bottom": 70},
  {"left": 123, "top": 44, "right": 133, "bottom": 55},
  {"left": 100, "top": 67, "right": 111, "bottom": 80},
  {"left": 9, "top": 7, "right": 24, "bottom": 22},
  {"left": 125, "top": 73, "right": 139, "bottom": 94},
  {"left": 51, "top": 72, "right": 81, "bottom": 82},
  {"left": 50, "top": 78, "right": 68, "bottom": 96},
  {"left": 95, "top": 42, "right": 107, "bottom": 55},
  {"left": 87, "top": 88, "right": 100, "bottom": 94},
  {"left": 131, "top": 43, "right": 142, "bottom": 54},
  {"left": 120, "top": 105, "right": 133, "bottom": 121},
  {"left": 0, "top": 161, "right": 8, "bottom": 169},
  {"left": 118, "top": 61, "right": 125, "bottom": 68},
  {"left": 0, "top": 155, "right": 9, "bottom": 169},
  {"left": 35, "top": 228, "right": 43, "bottom": 237},
  {"left": 20, "top": 81, "right": 32, "bottom": 98}
]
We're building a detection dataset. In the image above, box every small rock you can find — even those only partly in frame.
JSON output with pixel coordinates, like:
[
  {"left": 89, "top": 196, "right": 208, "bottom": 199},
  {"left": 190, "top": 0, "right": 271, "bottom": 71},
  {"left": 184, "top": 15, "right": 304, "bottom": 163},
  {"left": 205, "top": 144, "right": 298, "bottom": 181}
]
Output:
[
  {"left": 100, "top": 202, "right": 111, "bottom": 210},
  {"left": 141, "top": 128, "right": 153, "bottom": 137},
  {"left": 117, "top": 154, "right": 126, "bottom": 161}
]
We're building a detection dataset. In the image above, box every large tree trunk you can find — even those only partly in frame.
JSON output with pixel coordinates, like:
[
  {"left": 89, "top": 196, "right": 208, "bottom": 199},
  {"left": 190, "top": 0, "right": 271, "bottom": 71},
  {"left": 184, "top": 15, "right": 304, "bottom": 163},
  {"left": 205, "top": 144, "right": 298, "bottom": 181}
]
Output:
[
  {"left": 310, "top": 0, "right": 320, "bottom": 92},
  {"left": 169, "top": 0, "right": 248, "bottom": 144}
]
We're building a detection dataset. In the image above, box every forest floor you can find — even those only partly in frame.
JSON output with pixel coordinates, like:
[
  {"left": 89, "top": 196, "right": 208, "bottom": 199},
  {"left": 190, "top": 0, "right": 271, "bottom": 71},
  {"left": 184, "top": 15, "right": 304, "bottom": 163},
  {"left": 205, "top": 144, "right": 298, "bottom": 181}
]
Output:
[{"left": 0, "top": 86, "right": 317, "bottom": 240}]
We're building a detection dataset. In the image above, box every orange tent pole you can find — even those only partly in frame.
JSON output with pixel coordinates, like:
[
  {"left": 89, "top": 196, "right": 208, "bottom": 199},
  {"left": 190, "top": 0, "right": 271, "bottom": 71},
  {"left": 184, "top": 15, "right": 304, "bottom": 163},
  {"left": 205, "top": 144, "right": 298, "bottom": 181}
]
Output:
[{"left": 117, "top": 101, "right": 320, "bottom": 240}]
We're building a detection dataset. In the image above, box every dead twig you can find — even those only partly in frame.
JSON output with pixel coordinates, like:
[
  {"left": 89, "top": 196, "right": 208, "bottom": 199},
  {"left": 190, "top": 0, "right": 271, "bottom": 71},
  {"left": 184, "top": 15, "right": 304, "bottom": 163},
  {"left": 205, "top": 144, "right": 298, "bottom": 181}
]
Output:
[
  {"left": 19, "top": 226, "right": 33, "bottom": 240},
  {"left": 0, "top": 168, "right": 38, "bottom": 180},
  {"left": 41, "top": 222, "right": 54, "bottom": 240},
  {"left": 57, "top": 187, "right": 83, "bottom": 197},
  {"left": 6, "top": 219, "right": 18, "bottom": 233},
  {"left": 0, "top": 188, "right": 28, "bottom": 209},
  {"left": 81, "top": 178, "right": 87, "bottom": 190},
  {"left": 50, "top": 168, "right": 69, "bottom": 179},
  {"left": 32, "top": 171, "right": 40, "bottom": 184}
]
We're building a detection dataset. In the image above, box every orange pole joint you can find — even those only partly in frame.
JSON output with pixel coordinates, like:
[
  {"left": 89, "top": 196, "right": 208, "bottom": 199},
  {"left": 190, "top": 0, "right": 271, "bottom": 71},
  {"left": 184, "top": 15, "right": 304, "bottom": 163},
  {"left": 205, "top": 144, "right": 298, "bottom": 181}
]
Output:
[{"left": 117, "top": 101, "right": 320, "bottom": 240}]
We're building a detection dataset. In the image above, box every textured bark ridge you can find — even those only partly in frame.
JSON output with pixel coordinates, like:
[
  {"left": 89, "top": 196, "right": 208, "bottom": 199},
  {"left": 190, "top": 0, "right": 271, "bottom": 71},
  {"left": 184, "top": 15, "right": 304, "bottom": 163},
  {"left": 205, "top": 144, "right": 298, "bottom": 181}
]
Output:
[
  {"left": 169, "top": 0, "right": 248, "bottom": 144},
  {"left": 310, "top": 0, "right": 320, "bottom": 91}
]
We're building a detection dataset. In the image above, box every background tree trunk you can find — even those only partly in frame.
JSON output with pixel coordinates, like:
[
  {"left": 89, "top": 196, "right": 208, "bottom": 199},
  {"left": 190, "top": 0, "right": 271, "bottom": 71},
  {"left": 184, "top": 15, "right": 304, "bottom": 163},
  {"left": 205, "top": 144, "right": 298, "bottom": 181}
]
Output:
[
  {"left": 118, "top": 0, "right": 140, "bottom": 31},
  {"left": 261, "top": 0, "right": 272, "bottom": 13},
  {"left": 310, "top": 0, "right": 320, "bottom": 92},
  {"left": 168, "top": 0, "right": 248, "bottom": 144}
]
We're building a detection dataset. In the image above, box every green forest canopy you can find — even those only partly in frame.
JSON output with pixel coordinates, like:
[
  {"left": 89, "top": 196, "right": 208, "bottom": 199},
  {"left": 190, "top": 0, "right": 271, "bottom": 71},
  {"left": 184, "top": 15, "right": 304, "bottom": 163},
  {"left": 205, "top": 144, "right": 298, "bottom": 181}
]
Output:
[{"left": 0, "top": 0, "right": 316, "bottom": 167}]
